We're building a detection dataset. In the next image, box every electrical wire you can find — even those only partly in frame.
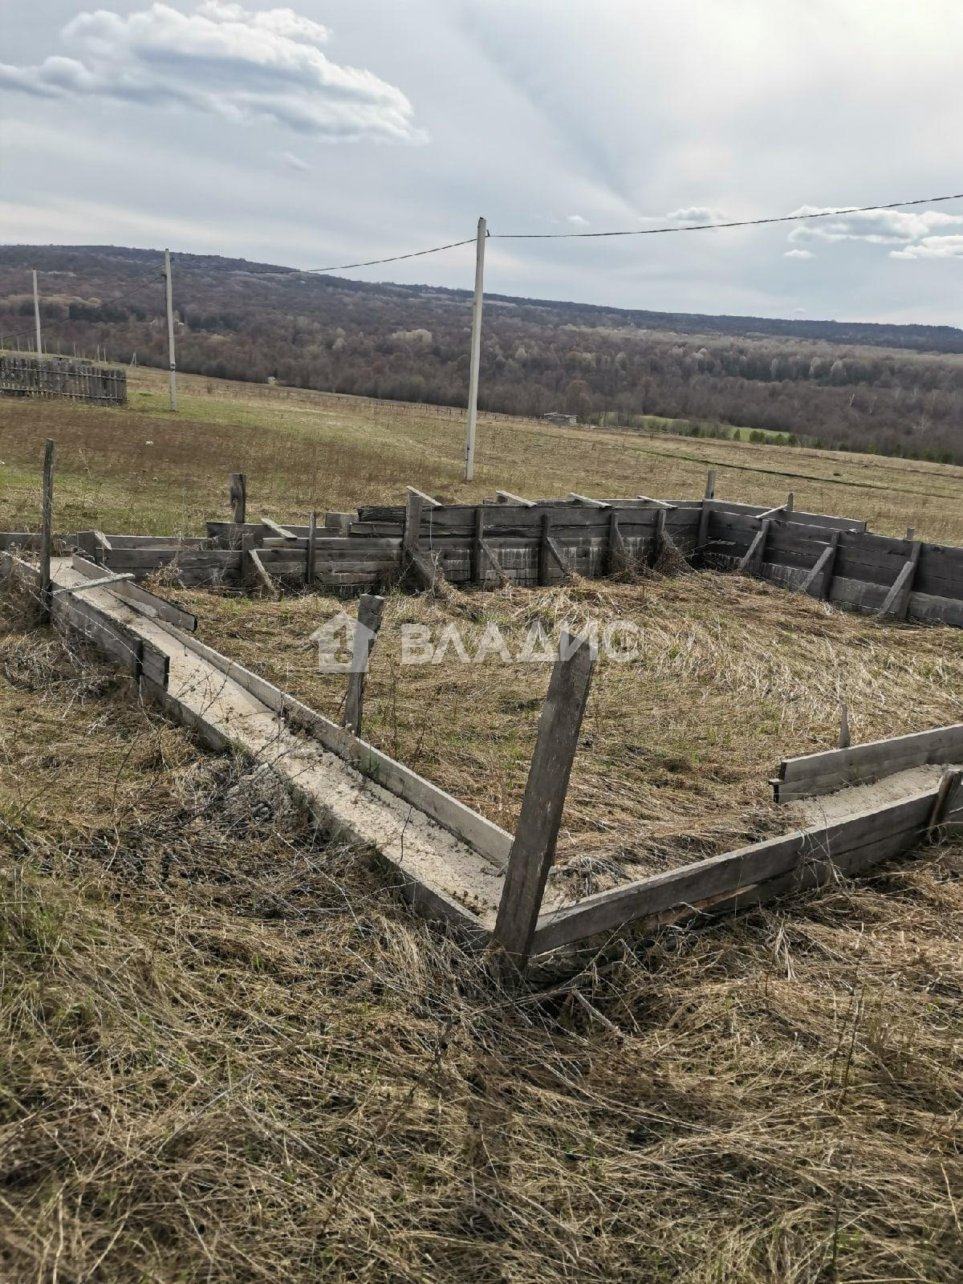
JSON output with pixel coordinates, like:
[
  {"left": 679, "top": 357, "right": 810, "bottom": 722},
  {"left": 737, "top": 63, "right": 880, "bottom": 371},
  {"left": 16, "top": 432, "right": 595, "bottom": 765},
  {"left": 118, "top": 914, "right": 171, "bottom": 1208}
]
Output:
[{"left": 304, "top": 189, "right": 963, "bottom": 272}]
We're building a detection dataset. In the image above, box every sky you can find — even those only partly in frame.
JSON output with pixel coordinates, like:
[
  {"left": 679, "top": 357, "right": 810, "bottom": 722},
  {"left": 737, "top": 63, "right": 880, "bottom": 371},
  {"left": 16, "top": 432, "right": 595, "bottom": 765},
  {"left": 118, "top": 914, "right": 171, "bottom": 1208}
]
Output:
[{"left": 1, "top": 0, "right": 962, "bottom": 325}]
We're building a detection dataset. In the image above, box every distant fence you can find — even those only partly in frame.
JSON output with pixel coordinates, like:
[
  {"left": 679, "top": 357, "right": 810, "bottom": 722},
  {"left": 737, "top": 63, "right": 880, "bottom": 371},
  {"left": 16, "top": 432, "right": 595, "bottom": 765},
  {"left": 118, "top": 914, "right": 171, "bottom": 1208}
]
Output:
[{"left": 0, "top": 355, "right": 127, "bottom": 405}]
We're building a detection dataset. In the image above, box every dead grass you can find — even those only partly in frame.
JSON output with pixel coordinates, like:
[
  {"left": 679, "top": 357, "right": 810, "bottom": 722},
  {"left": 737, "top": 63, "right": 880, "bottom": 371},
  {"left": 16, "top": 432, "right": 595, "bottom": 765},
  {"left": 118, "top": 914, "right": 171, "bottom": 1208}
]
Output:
[
  {"left": 173, "top": 570, "right": 963, "bottom": 893},
  {"left": 2, "top": 365, "right": 963, "bottom": 542},
  {"left": 0, "top": 597, "right": 960, "bottom": 1283}
]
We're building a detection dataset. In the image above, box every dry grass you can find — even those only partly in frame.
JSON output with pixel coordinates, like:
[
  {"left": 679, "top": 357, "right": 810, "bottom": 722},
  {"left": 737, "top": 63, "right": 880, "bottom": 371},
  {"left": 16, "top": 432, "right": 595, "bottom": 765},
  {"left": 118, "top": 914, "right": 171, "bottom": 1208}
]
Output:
[
  {"left": 1, "top": 366, "right": 963, "bottom": 541},
  {"left": 1, "top": 595, "right": 961, "bottom": 1283},
  {"left": 173, "top": 569, "right": 963, "bottom": 893}
]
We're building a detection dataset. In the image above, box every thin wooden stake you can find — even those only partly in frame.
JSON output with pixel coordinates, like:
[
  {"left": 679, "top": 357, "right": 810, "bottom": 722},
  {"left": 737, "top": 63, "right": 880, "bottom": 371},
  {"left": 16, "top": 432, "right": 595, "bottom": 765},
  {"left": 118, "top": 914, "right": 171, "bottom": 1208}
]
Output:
[
  {"left": 838, "top": 701, "right": 851, "bottom": 750},
  {"left": 343, "top": 594, "right": 386, "bottom": 736},
  {"left": 306, "top": 510, "right": 317, "bottom": 586},
  {"left": 696, "top": 469, "right": 717, "bottom": 551},
  {"left": 229, "top": 473, "right": 247, "bottom": 525},
  {"left": 39, "top": 438, "right": 54, "bottom": 621},
  {"left": 926, "top": 768, "right": 961, "bottom": 839},
  {"left": 491, "top": 631, "right": 597, "bottom": 966},
  {"left": 472, "top": 506, "right": 484, "bottom": 585},
  {"left": 538, "top": 512, "right": 551, "bottom": 586},
  {"left": 651, "top": 507, "right": 667, "bottom": 567}
]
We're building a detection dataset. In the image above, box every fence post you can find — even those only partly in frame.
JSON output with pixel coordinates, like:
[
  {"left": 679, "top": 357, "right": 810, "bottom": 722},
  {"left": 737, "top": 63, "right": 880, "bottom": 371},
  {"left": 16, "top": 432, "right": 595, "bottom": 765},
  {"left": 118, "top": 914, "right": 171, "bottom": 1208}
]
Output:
[
  {"left": 491, "top": 630, "right": 597, "bottom": 967},
  {"left": 229, "top": 473, "right": 247, "bottom": 526},
  {"left": 343, "top": 594, "right": 386, "bottom": 736},
  {"left": 39, "top": 439, "right": 54, "bottom": 622},
  {"left": 306, "top": 510, "right": 317, "bottom": 587},
  {"left": 696, "top": 469, "right": 716, "bottom": 552}
]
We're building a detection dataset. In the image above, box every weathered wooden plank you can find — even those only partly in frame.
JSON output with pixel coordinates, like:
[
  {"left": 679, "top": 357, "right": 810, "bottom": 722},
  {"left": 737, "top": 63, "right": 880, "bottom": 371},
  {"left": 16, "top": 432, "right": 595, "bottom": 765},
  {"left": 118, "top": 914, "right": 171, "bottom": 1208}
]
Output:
[
  {"left": 71, "top": 555, "right": 198, "bottom": 632},
  {"left": 776, "top": 721, "right": 963, "bottom": 800},
  {"left": 40, "top": 438, "right": 54, "bottom": 621},
  {"left": 907, "top": 592, "right": 963, "bottom": 627},
  {"left": 406, "top": 485, "right": 442, "bottom": 508},
  {"left": 495, "top": 490, "right": 535, "bottom": 506},
  {"left": 737, "top": 520, "right": 771, "bottom": 574},
  {"left": 151, "top": 620, "right": 514, "bottom": 864},
  {"left": 260, "top": 516, "right": 296, "bottom": 539},
  {"left": 229, "top": 473, "right": 247, "bottom": 525},
  {"left": 799, "top": 533, "right": 839, "bottom": 599},
  {"left": 492, "top": 632, "right": 596, "bottom": 963},
  {"left": 878, "top": 543, "right": 921, "bottom": 619},
  {"left": 343, "top": 594, "right": 386, "bottom": 736},
  {"left": 531, "top": 790, "right": 937, "bottom": 953}
]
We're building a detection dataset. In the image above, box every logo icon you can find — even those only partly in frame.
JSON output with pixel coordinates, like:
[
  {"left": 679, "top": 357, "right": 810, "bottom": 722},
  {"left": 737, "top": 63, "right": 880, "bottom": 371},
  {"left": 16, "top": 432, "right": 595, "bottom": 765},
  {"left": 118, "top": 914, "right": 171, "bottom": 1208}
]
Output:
[{"left": 310, "top": 610, "right": 378, "bottom": 673}]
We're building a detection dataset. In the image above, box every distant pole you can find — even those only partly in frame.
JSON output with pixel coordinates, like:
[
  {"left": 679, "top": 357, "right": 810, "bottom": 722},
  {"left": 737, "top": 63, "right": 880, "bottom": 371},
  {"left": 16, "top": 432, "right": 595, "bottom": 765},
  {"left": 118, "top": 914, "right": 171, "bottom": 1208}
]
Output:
[
  {"left": 464, "top": 216, "right": 487, "bottom": 482},
  {"left": 32, "top": 270, "right": 42, "bottom": 356},
  {"left": 40, "top": 439, "right": 55, "bottom": 622},
  {"left": 164, "top": 248, "right": 177, "bottom": 411}
]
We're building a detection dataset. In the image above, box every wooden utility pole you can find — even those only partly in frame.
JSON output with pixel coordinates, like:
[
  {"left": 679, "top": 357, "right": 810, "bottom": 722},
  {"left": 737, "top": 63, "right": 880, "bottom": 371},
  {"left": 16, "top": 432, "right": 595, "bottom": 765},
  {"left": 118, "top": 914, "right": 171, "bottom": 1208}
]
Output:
[
  {"left": 491, "top": 631, "right": 597, "bottom": 966},
  {"left": 39, "top": 439, "right": 55, "bottom": 622},
  {"left": 164, "top": 249, "right": 177, "bottom": 411},
  {"left": 32, "top": 271, "right": 42, "bottom": 356},
  {"left": 464, "top": 216, "right": 487, "bottom": 482}
]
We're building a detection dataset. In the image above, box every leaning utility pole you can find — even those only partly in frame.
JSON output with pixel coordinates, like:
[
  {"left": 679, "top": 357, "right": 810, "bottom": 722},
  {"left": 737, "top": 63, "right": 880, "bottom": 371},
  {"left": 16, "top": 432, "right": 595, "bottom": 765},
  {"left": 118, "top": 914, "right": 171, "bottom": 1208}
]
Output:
[
  {"left": 464, "top": 216, "right": 487, "bottom": 482},
  {"left": 164, "top": 248, "right": 177, "bottom": 411},
  {"left": 32, "top": 270, "right": 42, "bottom": 356}
]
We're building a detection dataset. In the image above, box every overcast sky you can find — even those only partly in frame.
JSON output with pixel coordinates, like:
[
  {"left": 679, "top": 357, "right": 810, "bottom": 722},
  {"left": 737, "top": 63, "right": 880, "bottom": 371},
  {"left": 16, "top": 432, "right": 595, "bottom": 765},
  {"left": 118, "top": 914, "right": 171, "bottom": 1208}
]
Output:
[{"left": 2, "top": 1, "right": 962, "bottom": 325}]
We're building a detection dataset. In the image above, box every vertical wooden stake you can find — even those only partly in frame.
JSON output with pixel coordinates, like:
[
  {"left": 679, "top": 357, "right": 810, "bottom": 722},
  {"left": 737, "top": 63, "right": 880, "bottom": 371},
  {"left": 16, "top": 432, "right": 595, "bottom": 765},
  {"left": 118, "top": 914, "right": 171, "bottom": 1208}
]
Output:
[
  {"left": 472, "top": 506, "right": 484, "bottom": 585},
  {"left": 403, "top": 489, "right": 424, "bottom": 554},
  {"left": 926, "top": 768, "right": 962, "bottom": 839},
  {"left": 343, "top": 594, "right": 386, "bottom": 736},
  {"left": 838, "top": 701, "right": 851, "bottom": 750},
  {"left": 696, "top": 469, "right": 717, "bottom": 551},
  {"left": 229, "top": 473, "right": 247, "bottom": 526},
  {"left": 39, "top": 438, "right": 54, "bottom": 622},
  {"left": 306, "top": 510, "right": 317, "bottom": 587},
  {"left": 651, "top": 507, "right": 667, "bottom": 567},
  {"left": 491, "top": 631, "right": 597, "bottom": 966},
  {"left": 786, "top": 491, "right": 794, "bottom": 513},
  {"left": 537, "top": 512, "right": 551, "bottom": 586}
]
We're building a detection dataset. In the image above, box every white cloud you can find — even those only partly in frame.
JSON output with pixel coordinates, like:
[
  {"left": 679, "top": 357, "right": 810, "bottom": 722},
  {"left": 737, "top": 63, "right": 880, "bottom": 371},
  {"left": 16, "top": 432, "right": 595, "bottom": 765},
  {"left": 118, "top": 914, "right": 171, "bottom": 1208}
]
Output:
[
  {"left": 788, "top": 206, "right": 963, "bottom": 246},
  {"left": 279, "top": 150, "right": 310, "bottom": 171},
  {"left": 664, "top": 206, "right": 726, "bottom": 223},
  {"left": 566, "top": 214, "right": 589, "bottom": 225},
  {"left": 890, "top": 235, "right": 963, "bottom": 261},
  {"left": 784, "top": 249, "right": 814, "bottom": 260},
  {"left": 0, "top": 2, "right": 424, "bottom": 143}
]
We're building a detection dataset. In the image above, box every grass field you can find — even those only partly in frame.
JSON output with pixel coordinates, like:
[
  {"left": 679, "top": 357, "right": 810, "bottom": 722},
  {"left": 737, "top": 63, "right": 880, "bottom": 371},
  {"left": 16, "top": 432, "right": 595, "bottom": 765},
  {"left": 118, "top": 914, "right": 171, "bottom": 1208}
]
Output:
[
  {"left": 1, "top": 372, "right": 962, "bottom": 1281},
  {"left": 2, "top": 366, "right": 963, "bottom": 541}
]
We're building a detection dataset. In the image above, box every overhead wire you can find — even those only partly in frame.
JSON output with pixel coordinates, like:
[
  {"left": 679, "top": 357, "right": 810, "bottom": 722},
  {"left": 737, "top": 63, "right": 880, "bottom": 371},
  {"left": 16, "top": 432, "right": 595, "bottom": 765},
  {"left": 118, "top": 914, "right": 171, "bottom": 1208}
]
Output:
[{"left": 304, "top": 189, "right": 963, "bottom": 272}]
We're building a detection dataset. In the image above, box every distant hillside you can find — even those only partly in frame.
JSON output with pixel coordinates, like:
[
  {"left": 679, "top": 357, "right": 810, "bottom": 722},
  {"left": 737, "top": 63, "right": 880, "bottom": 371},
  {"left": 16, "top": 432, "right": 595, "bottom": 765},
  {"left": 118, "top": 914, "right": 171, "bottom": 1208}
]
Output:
[{"left": 2, "top": 244, "right": 963, "bottom": 462}]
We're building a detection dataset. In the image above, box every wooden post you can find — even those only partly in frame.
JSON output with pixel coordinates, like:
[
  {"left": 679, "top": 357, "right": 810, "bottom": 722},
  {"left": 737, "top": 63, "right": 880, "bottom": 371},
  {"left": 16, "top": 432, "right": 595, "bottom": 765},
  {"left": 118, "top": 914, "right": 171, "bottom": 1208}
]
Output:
[
  {"left": 696, "top": 469, "right": 716, "bottom": 551},
  {"left": 306, "top": 510, "right": 317, "bottom": 587},
  {"left": 472, "top": 506, "right": 484, "bottom": 585},
  {"left": 607, "top": 509, "right": 626, "bottom": 576},
  {"left": 229, "top": 473, "right": 247, "bottom": 526},
  {"left": 838, "top": 701, "right": 851, "bottom": 750},
  {"left": 491, "top": 631, "right": 597, "bottom": 965},
  {"left": 39, "top": 439, "right": 54, "bottom": 621},
  {"left": 538, "top": 512, "right": 551, "bottom": 586},
  {"left": 164, "top": 248, "right": 177, "bottom": 412},
  {"left": 403, "top": 489, "right": 424, "bottom": 554},
  {"left": 651, "top": 507, "right": 667, "bottom": 567},
  {"left": 786, "top": 491, "right": 794, "bottom": 513},
  {"left": 926, "top": 768, "right": 962, "bottom": 839},
  {"left": 465, "top": 215, "right": 487, "bottom": 481},
  {"left": 738, "top": 518, "right": 771, "bottom": 575},
  {"left": 879, "top": 542, "right": 921, "bottom": 621},
  {"left": 343, "top": 594, "right": 386, "bottom": 736},
  {"left": 801, "top": 531, "right": 840, "bottom": 600}
]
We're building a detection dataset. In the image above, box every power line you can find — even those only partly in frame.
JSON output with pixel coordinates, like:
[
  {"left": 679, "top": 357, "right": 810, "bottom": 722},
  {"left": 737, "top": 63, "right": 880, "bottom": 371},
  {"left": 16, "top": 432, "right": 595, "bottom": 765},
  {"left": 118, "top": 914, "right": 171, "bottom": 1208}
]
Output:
[
  {"left": 306, "top": 236, "right": 476, "bottom": 274},
  {"left": 303, "top": 189, "right": 963, "bottom": 272},
  {"left": 496, "top": 190, "right": 963, "bottom": 238}
]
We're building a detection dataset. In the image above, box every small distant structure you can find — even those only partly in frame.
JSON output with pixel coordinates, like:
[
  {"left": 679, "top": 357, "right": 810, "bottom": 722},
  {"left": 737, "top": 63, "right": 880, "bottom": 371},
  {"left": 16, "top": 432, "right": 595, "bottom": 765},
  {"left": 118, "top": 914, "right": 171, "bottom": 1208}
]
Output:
[
  {"left": 542, "top": 411, "right": 578, "bottom": 426},
  {"left": 0, "top": 354, "right": 126, "bottom": 405}
]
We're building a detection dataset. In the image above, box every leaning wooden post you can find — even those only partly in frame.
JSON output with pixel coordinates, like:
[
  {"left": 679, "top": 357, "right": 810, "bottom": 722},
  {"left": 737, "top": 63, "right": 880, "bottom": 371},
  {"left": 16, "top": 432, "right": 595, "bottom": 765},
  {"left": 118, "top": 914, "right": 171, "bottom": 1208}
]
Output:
[
  {"left": 491, "top": 630, "right": 597, "bottom": 967},
  {"left": 305, "top": 510, "right": 317, "bottom": 587},
  {"left": 343, "top": 594, "right": 386, "bottom": 736},
  {"left": 229, "top": 473, "right": 247, "bottom": 526},
  {"left": 695, "top": 468, "right": 716, "bottom": 552},
  {"left": 39, "top": 438, "right": 55, "bottom": 622}
]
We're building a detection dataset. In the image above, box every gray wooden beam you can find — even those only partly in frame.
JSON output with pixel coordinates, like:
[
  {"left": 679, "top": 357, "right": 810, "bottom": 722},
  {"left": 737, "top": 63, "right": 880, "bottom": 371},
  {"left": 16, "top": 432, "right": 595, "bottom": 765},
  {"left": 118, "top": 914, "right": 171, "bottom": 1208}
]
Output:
[
  {"left": 343, "top": 594, "right": 386, "bottom": 736},
  {"left": 491, "top": 631, "right": 596, "bottom": 965}
]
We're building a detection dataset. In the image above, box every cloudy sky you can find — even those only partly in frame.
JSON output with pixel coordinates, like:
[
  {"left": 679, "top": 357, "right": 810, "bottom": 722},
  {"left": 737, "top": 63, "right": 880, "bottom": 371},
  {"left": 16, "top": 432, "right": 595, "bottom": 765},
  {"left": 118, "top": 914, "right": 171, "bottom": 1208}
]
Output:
[{"left": 2, "top": 1, "right": 962, "bottom": 324}]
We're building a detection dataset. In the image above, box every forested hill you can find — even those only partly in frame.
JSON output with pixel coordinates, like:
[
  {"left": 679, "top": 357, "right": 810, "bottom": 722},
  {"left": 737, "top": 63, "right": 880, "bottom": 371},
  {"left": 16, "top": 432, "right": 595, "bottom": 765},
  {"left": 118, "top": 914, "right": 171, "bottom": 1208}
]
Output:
[{"left": 2, "top": 243, "right": 963, "bottom": 461}]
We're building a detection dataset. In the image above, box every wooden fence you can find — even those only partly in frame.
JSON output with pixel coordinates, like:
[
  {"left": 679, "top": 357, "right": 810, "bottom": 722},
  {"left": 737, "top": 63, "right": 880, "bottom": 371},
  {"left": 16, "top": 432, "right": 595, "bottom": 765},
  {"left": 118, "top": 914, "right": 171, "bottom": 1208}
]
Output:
[{"left": 0, "top": 354, "right": 127, "bottom": 405}]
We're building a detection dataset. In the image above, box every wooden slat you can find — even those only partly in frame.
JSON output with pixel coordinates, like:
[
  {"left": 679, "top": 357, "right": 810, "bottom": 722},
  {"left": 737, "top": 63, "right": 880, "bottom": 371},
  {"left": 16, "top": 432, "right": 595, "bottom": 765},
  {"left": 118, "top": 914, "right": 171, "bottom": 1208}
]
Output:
[
  {"left": 71, "top": 555, "right": 197, "bottom": 632},
  {"left": 531, "top": 789, "right": 937, "bottom": 953},
  {"left": 776, "top": 721, "right": 963, "bottom": 801}
]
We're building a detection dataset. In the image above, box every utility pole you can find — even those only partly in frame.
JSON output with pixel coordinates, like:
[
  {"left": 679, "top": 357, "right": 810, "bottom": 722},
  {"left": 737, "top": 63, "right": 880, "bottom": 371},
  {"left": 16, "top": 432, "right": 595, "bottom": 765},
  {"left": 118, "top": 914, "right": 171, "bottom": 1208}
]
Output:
[
  {"left": 32, "top": 270, "right": 42, "bottom": 356},
  {"left": 464, "top": 216, "right": 486, "bottom": 482},
  {"left": 164, "top": 248, "right": 177, "bottom": 411}
]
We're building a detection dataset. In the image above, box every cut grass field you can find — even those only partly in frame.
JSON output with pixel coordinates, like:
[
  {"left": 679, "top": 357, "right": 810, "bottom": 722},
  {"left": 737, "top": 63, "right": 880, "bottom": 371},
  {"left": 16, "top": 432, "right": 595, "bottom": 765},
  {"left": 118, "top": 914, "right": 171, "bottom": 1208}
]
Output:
[{"left": 1, "top": 372, "right": 962, "bottom": 1280}]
